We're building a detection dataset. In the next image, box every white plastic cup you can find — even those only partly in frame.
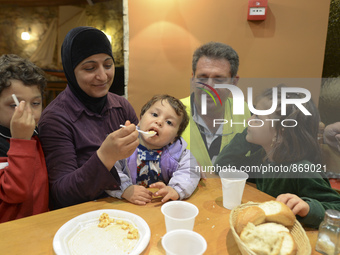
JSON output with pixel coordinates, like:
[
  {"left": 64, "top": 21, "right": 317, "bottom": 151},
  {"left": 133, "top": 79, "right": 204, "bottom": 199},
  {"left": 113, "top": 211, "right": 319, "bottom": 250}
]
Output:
[
  {"left": 162, "top": 229, "right": 207, "bottom": 255},
  {"left": 219, "top": 169, "right": 249, "bottom": 210},
  {"left": 161, "top": 201, "right": 199, "bottom": 232}
]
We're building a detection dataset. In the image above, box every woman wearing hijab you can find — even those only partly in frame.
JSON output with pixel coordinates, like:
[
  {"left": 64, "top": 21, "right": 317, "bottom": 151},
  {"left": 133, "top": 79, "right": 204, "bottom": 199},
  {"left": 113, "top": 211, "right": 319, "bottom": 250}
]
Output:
[{"left": 38, "top": 26, "right": 139, "bottom": 209}]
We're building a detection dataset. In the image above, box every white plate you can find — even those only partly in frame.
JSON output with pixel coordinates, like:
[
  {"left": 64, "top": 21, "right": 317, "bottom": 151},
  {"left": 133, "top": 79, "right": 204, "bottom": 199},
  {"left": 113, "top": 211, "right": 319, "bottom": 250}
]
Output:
[{"left": 53, "top": 209, "right": 151, "bottom": 255}]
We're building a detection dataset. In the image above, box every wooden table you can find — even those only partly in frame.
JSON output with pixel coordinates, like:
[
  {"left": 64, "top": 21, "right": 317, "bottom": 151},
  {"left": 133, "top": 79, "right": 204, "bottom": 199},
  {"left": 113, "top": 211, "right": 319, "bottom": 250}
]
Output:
[{"left": 0, "top": 178, "right": 321, "bottom": 254}]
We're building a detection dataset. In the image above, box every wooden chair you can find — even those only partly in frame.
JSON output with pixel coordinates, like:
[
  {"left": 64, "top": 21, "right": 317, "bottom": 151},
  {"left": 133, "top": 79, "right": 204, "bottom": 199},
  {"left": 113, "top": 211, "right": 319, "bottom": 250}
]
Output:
[{"left": 43, "top": 81, "right": 67, "bottom": 107}]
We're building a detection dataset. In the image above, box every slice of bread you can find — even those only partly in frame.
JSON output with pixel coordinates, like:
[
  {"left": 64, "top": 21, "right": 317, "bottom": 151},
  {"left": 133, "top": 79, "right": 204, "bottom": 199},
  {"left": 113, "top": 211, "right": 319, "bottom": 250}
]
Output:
[
  {"left": 240, "top": 222, "right": 297, "bottom": 255},
  {"left": 258, "top": 201, "right": 296, "bottom": 227},
  {"left": 240, "top": 222, "right": 283, "bottom": 255},
  {"left": 235, "top": 206, "right": 266, "bottom": 234},
  {"left": 256, "top": 223, "right": 297, "bottom": 255},
  {"left": 279, "top": 231, "right": 297, "bottom": 255}
]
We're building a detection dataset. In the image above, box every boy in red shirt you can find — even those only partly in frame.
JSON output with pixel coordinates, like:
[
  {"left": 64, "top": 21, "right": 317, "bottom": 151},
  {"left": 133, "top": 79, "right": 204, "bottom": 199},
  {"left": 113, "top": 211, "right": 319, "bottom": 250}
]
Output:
[{"left": 0, "top": 54, "right": 49, "bottom": 223}]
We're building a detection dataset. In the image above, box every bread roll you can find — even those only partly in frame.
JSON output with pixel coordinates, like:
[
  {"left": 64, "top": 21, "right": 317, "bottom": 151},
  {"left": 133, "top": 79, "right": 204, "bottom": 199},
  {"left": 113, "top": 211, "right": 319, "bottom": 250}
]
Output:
[
  {"left": 235, "top": 206, "right": 266, "bottom": 234},
  {"left": 240, "top": 222, "right": 283, "bottom": 255},
  {"left": 258, "top": 201, "right": 296, "bottom": 227}
]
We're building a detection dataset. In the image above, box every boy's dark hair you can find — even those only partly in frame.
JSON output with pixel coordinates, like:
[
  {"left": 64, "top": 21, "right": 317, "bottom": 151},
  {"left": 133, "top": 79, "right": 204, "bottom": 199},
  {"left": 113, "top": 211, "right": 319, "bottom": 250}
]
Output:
[
  {"left": 140, "top": 94, "right": 189, "bottom": 140},
  {"left": 258, "top": 84, "right": 321, "bottom": 164},
  {"left": 0, "top": 54, "right": 46, "bottom": 95}
]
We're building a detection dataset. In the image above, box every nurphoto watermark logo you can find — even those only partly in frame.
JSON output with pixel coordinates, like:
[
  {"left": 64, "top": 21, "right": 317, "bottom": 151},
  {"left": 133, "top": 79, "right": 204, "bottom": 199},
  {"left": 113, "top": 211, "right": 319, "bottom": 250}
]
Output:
[{"left": 198, "top": 82, "right": 312, "bottom": 128}]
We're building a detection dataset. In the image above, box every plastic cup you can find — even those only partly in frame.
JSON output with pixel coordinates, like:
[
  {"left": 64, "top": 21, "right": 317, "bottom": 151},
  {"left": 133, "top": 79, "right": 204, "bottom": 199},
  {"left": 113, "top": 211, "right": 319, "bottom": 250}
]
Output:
[
  {"left": 161, "top": 201, "right": 199, "bottom": 232},
  {"left": 219, "top": 169, "right": 249, "bottom": 209},
  {"left": 162, "top": 229, "right": 207, "bottom": 255}
]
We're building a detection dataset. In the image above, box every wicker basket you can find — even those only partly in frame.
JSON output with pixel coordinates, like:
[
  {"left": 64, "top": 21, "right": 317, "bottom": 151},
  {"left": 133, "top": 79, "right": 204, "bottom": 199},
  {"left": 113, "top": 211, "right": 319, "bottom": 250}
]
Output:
[{"left": 229, "top": 202, "right": 312, "bottom": 255}]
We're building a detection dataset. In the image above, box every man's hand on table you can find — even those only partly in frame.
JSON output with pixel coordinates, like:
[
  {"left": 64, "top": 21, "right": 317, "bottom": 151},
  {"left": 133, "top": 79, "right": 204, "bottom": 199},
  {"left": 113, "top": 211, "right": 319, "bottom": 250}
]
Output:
[{"left": 323, "top": 122, "right": 340, "bottom": 152}]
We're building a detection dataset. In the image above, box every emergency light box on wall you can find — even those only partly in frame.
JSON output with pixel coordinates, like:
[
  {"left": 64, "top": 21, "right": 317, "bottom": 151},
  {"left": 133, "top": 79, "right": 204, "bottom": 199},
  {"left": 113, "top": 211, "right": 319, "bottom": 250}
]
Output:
[{"left": 247, "top": 0, "right": 268, "bottom": 21}]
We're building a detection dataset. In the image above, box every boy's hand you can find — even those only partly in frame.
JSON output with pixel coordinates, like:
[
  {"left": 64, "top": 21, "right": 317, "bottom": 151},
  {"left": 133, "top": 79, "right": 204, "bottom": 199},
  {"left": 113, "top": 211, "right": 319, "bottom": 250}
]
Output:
[
  {"left": 150, "top": 182, "right": 179, "bottom": 202},
  {"left": 121, "top": 185, "right": 153, "bottom": 205},
  {"left": 10, "top": 101, "right": 36, "bottom": 140},
  {"left": 97, "top": 120, "right": 139, "bottom": 170},
  {"left": 276, "top": 193, "right": 310, "bottom": 217}
]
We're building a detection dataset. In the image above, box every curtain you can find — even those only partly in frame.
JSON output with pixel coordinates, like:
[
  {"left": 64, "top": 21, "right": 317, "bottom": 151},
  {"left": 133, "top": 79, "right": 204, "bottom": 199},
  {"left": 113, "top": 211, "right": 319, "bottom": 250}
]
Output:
[{"left": 29, "top": 18, "right": 58, "bottom": 67}]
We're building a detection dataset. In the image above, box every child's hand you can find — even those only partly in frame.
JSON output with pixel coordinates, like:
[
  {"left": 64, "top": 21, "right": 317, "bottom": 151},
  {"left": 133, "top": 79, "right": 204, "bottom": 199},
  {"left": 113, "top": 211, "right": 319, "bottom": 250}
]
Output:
[
  {"left": 10, "top": 101, "right": 36, "bottom": 140},
  {"left": 276, "top": 193, "right": 310, "bottom": 217},
  {"left": 150, "top": 182, "right": 179, "bottom": 202},
  {"left": 121, "top": 185, "right": 153, "bottom": 205}
]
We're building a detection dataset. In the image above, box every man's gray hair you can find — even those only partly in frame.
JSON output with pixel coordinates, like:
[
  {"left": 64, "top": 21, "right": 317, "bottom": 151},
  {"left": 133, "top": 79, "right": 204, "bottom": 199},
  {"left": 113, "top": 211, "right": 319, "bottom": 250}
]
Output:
[{"left": 192, "top": 42, "right": 239, "bottom": 78}]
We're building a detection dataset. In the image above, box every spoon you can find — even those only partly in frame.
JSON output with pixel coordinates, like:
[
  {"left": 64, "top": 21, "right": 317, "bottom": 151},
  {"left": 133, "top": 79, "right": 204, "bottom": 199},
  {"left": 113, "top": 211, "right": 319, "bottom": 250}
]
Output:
[{"left": 119, "top": 125, "right": 157, "bottom": 137}]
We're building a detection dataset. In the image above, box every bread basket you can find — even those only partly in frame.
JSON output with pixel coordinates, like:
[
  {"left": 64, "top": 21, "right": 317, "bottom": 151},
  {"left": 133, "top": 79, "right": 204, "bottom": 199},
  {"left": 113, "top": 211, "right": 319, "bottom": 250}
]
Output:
[{"left": 230, "top": 202, "right": 312, "bottom": 255}]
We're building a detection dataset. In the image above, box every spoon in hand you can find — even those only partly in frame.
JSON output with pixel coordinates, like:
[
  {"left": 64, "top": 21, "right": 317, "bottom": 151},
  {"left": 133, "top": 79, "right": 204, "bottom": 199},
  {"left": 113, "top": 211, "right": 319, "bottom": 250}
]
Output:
[{"left": 119, "top": 125, "right": 157, "bottom": 137}]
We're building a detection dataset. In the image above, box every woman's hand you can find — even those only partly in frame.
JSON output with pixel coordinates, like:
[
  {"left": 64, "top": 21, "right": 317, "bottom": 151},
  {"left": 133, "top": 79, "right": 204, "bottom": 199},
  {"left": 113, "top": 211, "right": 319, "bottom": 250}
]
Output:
[
  {"left": 97, "top": 120, "right": 139, "bottom": 170},
  {"left": 122, "top": 185, "right": 153, "bottom": 205},
  {"left": 276, "top": 193, "right": 310, "bottom": 217},
  {"left": 150, "top": 182, "right": 180, "bottom": 202},
  {"left": 10, "top": 101, "right": 36, "bottom": 140}
]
